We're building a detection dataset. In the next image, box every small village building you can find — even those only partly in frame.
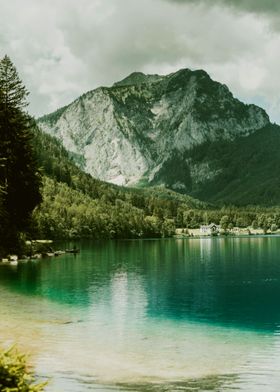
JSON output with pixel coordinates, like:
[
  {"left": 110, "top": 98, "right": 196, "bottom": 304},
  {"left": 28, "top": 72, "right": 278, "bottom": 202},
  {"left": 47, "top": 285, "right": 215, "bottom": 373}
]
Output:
[{"left": 200, "top": 223, "right": 221, "bottom": 235}]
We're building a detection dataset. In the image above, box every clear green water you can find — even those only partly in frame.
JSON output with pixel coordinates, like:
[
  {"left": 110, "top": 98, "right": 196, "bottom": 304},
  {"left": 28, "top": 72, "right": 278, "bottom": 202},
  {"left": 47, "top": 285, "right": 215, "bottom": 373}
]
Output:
[{"left": 1, "top": 237, "right": 280, "bottom": 391}]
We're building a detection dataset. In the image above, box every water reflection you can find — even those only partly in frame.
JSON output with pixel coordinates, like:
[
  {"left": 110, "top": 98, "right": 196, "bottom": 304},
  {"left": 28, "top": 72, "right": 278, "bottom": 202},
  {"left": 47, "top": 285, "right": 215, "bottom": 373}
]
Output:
[
  {"left": 1, "top": 238, "right": 280, "bottom": 390},
  {"left": 1, "top": 238, "right": 280, "bottom": 330}
]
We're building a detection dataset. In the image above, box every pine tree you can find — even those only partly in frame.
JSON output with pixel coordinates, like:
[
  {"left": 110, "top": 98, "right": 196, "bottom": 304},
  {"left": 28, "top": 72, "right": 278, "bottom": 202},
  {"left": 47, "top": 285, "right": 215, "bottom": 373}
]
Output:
[
  {"left": 0, "top": 55, "right": 29, "bottom": 111},
  {"left": 0, "top": 55, "right": 42, "bottom": 254}
]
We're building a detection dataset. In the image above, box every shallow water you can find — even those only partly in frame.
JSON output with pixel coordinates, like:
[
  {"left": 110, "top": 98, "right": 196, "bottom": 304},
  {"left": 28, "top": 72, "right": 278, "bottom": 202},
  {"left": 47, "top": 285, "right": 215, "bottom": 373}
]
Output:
[{"left": 1, "top": 237, "right": 280, "bottom": 391}]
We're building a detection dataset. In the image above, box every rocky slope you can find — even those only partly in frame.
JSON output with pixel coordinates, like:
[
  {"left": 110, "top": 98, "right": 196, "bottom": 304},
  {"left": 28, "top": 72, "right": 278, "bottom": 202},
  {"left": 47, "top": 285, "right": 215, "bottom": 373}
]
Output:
[{"left": 38, "top": 68, "right": 269, "bottom": 191}]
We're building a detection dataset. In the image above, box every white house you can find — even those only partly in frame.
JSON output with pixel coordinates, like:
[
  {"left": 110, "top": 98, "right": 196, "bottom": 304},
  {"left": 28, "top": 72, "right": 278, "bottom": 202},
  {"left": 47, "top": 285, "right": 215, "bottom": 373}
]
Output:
[{"left": 200, "top": 223, "right": 221, "bottom": 235}]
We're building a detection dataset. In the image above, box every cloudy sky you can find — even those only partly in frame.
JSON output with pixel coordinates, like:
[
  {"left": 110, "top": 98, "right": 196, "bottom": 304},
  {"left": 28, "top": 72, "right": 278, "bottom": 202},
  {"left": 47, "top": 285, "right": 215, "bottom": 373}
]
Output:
[{"left": 1, "top": 0, "right": 280, "bottom": 121}]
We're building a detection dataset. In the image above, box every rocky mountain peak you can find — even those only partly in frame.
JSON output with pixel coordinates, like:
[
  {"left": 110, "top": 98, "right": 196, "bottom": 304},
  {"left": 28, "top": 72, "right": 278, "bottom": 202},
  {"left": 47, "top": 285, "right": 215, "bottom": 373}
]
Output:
[
  {"left": 113, "top": 71, "right": 163, "bottom": 87},
  {"left": 38, "top": 67, "right": 270, "bottom": 189}
]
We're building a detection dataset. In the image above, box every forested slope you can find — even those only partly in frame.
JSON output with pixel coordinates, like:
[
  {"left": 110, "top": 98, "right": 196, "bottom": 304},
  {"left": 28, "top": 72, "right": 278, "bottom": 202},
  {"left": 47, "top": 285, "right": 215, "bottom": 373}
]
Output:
[
  {"left": 32, "top": 126, "right": 280, "bottom": 239},
  {"left": 32, "top": 126, "right": 209, "bottom": 239}
]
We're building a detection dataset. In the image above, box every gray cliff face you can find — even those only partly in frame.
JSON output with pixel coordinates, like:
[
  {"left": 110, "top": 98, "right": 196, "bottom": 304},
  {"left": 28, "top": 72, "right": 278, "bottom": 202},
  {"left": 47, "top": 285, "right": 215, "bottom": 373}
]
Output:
[{"left": 38, "top": 68, "right": 270, "bottom": 187}]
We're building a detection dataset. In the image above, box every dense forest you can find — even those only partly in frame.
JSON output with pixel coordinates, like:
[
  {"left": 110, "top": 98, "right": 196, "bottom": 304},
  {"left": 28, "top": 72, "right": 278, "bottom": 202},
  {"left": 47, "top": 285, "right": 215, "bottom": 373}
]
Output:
[
  {"left": 31, "top": 126, "right": 280, "bottom": 239},
  {"left": 32, "top": 126, "right": 208, "bottom": 239},
  {"left": 187, "top": 125, "right": 280, "bottom": 205}
]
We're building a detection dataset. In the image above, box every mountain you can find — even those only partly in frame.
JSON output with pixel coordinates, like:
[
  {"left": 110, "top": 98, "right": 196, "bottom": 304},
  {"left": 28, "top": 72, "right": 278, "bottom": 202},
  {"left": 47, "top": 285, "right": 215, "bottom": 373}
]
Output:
[
  {"left": 33, "top": 125, "right": 207, "bottom": 209},
  {"left": 32, "top": 127, "right": 280, "bottom": 241},
  {"left": 38, "top": 67, "right": 280, "bottom": 206},
  {"left": 32, "top": 126, "right": 212, "bottom": 239}
]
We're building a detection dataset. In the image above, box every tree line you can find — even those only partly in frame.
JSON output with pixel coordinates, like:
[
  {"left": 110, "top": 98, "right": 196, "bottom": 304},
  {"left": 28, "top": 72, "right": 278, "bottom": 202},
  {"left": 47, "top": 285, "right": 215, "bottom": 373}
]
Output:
[{"left": 32, "top": 126, "right": 280, "bottom": 239}]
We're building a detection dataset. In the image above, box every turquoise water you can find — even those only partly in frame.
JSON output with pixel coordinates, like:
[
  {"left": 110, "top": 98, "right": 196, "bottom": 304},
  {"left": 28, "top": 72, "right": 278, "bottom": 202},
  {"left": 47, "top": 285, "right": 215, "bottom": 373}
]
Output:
[{"left": 1, "top": 237, "right": 280, "bottom": 390}]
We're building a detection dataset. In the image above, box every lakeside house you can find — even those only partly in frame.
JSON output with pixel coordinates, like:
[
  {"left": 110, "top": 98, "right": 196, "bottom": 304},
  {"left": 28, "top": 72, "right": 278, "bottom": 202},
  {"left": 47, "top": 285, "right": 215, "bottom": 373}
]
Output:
[{"left": 200, "top": 223, "right": 221, "bottom": 235}]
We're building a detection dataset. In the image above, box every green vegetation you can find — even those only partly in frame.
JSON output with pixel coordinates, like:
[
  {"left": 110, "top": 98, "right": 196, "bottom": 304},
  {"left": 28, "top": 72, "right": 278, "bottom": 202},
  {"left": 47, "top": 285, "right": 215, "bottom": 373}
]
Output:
[
  {"left": 188, "top": 125, "right": 280, "bottom": 205},
  {"left": 194, "top": 70, "right": 249, "bottom": 122},
  {"left": 1, "top": 56, "right": 280, "bottom": 244},
  {"left": 33, "top": 177, "right": 179, "bottom": 239},
  {"left": 0, "top": 346, "right": 47, "bottom": 391},
  {"left": 183, "top": 207, "right": 280, "bottom": 233},
  {"left": 0, "top": 56, "right": 41, "bottom": 255},
  {"left": 30, "top": 125, "right": 280, "bottom": 239},
  {"left": 38, "top": 104, "right": 69, "bottom": 127},
  {"left": 30, "top": 125, "right": 209, "bottom": 239},
  {"left": 150, "top": 124, "right": 280, "bottom": 206}
]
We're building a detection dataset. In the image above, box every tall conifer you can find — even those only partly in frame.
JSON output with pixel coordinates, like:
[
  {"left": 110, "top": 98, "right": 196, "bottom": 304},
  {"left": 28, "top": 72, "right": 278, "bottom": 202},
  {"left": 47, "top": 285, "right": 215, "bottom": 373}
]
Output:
[{"left": 0, "top": 55, "right": 41, "bottom": 253}]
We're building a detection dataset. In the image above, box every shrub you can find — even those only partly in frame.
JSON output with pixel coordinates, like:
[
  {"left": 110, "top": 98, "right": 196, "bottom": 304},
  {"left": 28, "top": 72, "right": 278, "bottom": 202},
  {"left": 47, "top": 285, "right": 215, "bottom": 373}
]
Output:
[{"left": 0, "top": 346, "right": 47, "bottom": 391}]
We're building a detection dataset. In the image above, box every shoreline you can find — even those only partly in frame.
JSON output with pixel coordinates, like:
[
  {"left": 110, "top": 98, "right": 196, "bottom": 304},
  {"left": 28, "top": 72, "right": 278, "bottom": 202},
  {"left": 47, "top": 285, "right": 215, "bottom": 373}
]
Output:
[{"left": 175, "top": 227, "right": 280, "bottom": 239}]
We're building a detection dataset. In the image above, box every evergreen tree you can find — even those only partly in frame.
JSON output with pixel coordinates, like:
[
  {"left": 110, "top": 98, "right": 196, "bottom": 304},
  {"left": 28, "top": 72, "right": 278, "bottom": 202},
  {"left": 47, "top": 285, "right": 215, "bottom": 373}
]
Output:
[
  {"left": 0, "top": 55, "right": 29, "bottom": 111},
  {"left": 0, "top": 55, "right": 41, "bottom": 253}
]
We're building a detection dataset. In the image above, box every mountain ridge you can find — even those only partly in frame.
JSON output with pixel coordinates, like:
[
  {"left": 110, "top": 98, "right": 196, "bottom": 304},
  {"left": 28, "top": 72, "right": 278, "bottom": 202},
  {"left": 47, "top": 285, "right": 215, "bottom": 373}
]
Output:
[{"left": 37, "top": 67, "right": 279, "bottom": 205}]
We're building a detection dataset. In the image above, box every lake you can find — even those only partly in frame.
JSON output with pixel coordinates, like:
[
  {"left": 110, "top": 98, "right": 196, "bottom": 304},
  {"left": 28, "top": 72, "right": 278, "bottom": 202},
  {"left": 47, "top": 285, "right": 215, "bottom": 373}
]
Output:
[{"left": 1, "top": 237, "right": 280, "bottom": 391}]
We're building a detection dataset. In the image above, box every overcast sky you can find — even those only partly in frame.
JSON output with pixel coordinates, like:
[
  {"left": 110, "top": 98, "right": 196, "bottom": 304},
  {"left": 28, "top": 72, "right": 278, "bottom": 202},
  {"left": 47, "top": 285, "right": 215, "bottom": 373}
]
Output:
[{"left": 1, "top": 0, "right": 280, "bottom": 122}]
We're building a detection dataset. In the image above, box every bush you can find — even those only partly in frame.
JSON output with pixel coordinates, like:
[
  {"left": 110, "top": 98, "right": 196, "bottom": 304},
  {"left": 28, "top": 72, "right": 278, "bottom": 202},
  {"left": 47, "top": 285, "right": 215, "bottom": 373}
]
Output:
[{"left": 0, "top": 346, "right": 47, "bottom": 391}]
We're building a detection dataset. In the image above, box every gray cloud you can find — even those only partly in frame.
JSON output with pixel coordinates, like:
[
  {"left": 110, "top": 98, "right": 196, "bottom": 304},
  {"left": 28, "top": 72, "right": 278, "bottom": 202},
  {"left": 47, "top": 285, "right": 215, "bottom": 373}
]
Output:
[
  {"left": 165, "top": 0, "right": 280, "bottom": 14},
  {"left": 1, "top": 0, "right": 280, "bottom": 123}
]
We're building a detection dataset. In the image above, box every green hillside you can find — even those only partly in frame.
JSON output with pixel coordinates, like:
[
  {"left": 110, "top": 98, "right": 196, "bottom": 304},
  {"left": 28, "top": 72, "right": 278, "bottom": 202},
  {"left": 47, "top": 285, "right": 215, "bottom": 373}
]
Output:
[
  {"left": 32, "top": 121, "right": 280, "bottom": 239},
  {"left": 188, "top": 124, "right": 280, "bottom": 205},
  {"left": 32, "top": 126, "right": 209, "bottom": 239}
]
